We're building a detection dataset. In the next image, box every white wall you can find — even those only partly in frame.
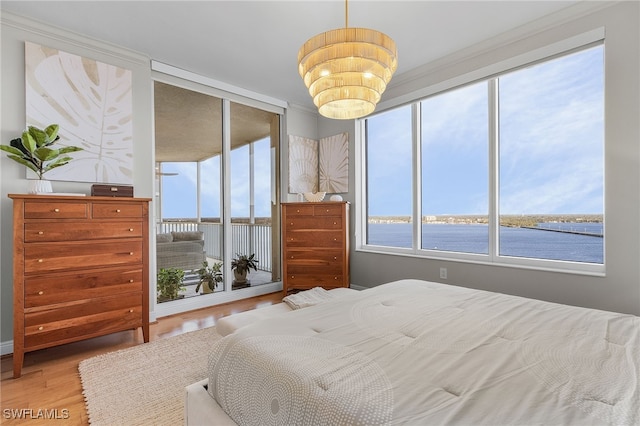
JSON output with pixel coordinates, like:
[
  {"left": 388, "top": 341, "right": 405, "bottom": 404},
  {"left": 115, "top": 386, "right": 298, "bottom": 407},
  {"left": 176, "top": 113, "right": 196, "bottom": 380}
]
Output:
[
  {"left": 0, "top": 13, "right": 154, "bottom": 352},
  {"left": 340, "top": 2, "right": 640, "bottom": 315},
  {"left": 0, "top": 13, "right": 317, "bottom": 353},
  {"left": 1, "top": 2, "right": 638, "bottom": 358}
]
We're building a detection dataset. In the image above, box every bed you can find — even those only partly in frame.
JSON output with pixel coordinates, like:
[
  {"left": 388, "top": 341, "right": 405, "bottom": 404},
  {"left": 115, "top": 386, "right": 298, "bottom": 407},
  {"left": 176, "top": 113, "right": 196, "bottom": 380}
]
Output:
[{"left": 186, "top": 279, "right": 640, "bottom": 425}]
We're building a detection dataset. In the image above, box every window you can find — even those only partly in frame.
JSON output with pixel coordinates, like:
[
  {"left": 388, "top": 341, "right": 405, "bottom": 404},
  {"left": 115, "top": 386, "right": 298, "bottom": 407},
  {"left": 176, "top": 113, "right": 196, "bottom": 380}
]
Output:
[
  {"left": 421, "top": 82, "right": 489, "bottom": 254},
  {"left": 362, "top": 44, "right": 604, "bottom": 271},
  {"left": 366, "top": 105, "right": 413, "bottom": 248},
  {"left": 498, "top": 48, "right": 604, "bottom": 263}
]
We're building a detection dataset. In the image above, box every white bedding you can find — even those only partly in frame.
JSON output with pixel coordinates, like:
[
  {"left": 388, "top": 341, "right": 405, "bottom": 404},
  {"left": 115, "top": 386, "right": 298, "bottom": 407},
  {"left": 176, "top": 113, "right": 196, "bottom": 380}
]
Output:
[{"left": 205, "top": 279, "right": 640, "bottom": 425}]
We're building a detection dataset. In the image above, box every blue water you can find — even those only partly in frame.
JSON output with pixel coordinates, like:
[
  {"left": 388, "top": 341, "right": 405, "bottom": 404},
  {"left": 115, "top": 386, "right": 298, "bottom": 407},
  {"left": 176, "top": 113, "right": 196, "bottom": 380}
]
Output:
[{"left": 367, "top": 222, "right": 603, "bottom": 264}]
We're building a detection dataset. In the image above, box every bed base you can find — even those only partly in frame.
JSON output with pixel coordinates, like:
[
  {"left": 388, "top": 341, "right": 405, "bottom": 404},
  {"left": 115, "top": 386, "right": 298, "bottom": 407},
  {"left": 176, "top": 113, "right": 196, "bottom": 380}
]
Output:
[{"left": 184, "top": 379, "right": 237, "bottom": 426}]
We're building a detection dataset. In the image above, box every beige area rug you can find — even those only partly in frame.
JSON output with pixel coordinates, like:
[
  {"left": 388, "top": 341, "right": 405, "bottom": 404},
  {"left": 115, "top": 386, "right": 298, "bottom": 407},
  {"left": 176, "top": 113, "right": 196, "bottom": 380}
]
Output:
[{"left": 79, "top": 326, "right": 222, "bottom": 425}]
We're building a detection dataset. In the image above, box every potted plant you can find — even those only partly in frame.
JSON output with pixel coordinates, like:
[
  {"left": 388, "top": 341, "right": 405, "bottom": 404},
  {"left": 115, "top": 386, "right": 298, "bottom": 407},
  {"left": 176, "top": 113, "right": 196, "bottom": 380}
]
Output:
[
  {"left": 195, "top": 260, "right": 223, "bottom": 294},
  {"left": 157, "top": 267, "right": 185, "bottom": 303},
  {"left": 231, "top": 253, "right": 258, "bottom": 286},
  {"left": 0, "top": 124, "right": 83, "bottom": 193}
]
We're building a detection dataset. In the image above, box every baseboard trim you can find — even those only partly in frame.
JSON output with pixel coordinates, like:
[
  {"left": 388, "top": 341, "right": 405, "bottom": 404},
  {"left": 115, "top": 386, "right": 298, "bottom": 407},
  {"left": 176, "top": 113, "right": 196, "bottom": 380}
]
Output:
[
  {"left": 0, "top": 284, "right": 282, "bottom": 356},
  {"left": 154, "top": 281, "right": 283, "bottom": 318},
  {"left": 349, "top": 284, "right": 368, "bottom": 291},
  {"left": 1, "top": 340, "right": 14, "bottom": 357}
]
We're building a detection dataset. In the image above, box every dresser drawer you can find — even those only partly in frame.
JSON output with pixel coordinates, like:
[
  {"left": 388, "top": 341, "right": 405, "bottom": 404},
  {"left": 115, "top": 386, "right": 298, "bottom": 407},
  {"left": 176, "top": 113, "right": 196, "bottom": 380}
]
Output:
[
  {"left": 25, "top": 267, "right": 143, "bottom": 308},
  {"left": 313, "top": 204, "right": 344, "bottom": 216},
  {"left": 285, "top": 274, "right": 345, "bottom": 290},
  {"left": 25, "top": 240, "right": 143, "bottom": 273},
  {"left": 25, "top": 221, "right": 143, "bottom": 242},
  {"left": 285, "top": 231, "right": 343, "bottom": 248},
  {"left": 24, "top": 294, "right": 142, "bottom": 349},
  {"left": 24, "top": 201, "right": 88, "bottom": 219},
  {"left": 285, "top": 216, "right": 342, "bottom": 231},
  {"left": 284, "top": 205, "right": 315, "bottom": 216},
  {"left": 286, "top": 263, "right": 343, "bottom": 275},
  {"left": 284, "top": 249, "right": 343, "bottom": 264},
  {"left": 92, "top": 203, "right": 143, "bottom": 218}
]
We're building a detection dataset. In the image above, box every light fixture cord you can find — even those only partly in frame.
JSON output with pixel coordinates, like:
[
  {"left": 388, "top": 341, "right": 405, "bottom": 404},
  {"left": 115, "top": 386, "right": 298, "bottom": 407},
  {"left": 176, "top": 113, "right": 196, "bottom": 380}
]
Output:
[{"left": 345, "top": 0, "right": 349, "bottom": 28}]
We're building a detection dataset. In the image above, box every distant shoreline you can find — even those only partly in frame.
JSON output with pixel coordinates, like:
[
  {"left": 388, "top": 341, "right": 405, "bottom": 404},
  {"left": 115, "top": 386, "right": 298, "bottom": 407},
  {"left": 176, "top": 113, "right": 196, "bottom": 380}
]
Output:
[{"left": 368, "top": 214, "right": 603, "bottom": 225}]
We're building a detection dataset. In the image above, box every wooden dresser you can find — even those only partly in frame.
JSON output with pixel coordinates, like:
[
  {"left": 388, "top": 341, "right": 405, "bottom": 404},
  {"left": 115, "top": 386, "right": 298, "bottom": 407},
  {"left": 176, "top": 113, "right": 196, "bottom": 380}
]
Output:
[
  {"left": 282, "top": 202, "right": 350, "bottom": 295},
  {"left": 9, "top": 194, "right": 151, "bottom": 378}
]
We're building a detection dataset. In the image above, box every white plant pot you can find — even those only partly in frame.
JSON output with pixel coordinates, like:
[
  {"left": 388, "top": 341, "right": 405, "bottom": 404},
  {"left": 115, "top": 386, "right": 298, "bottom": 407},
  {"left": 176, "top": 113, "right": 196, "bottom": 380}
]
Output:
[{"left": 28, "top": 179, "right": 53, "bottom": 194}]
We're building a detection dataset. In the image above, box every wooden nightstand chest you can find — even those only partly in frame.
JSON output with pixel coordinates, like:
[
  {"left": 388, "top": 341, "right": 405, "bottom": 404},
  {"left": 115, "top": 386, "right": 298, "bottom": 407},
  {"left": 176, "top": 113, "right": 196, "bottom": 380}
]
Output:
[
  {"left": 281, "top": 202, "right": 350, "bottom": 295},
  {"left": 9, "top": 194, "right": 151, "bottom": 378}
]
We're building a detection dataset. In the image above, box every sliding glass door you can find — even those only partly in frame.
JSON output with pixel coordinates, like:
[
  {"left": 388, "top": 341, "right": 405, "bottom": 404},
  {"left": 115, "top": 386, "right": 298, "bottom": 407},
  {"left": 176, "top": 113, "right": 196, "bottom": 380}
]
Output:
[{"left": 154, "top": 82, "right": 280, "bottom": 304}]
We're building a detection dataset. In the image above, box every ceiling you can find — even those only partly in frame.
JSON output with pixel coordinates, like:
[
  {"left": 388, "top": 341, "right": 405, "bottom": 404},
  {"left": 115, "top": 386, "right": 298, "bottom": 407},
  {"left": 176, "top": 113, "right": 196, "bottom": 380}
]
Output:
[
  {"left": 2, "top": 1, "right": 582, "bottom": 111},
  {"left": 3, "top": 1, "right": 583, "bottom": 162},
  {"left": 154, "top": 82, "right": 277, "bottom": 162}
]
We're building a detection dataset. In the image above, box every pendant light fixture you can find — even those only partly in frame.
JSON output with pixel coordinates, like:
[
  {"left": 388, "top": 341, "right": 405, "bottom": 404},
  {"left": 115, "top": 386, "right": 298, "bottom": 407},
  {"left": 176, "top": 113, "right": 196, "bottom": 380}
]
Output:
[{"left": 297, "top": 0, "right": 398, "bottom": 120}]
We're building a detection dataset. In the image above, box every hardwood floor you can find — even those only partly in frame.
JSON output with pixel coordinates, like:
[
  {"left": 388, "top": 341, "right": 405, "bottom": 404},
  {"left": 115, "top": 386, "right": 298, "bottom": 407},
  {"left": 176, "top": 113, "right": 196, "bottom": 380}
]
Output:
[{"left": 0, "top": 292, "right": 283, "bottom": 425}]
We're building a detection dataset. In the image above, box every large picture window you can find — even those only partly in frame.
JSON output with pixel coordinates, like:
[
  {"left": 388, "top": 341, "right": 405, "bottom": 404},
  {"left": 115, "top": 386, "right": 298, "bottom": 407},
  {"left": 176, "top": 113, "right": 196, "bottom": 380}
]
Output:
[
  {"left": 421, "top": 82, "right": 489, "bottom": 254},
  {"left": 366, "top": 105, "right": 413, "bottom": 248},
  {"left": 362, "top": 43, "right": 604, "bottom": 272}
]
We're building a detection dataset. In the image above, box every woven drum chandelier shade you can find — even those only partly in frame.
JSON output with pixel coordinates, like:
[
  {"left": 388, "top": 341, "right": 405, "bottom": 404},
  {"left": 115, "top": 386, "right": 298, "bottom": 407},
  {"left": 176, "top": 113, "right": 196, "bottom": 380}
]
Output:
[{"left": 297, "top": 1, "right": 398, "bottom": 120}]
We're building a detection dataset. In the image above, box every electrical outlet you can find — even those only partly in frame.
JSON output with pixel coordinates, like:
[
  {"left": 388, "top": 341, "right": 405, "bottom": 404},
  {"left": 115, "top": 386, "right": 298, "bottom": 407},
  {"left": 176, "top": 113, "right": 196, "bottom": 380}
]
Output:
[{"left": 440, "top": 267, "right": 448, "bottom": 279}]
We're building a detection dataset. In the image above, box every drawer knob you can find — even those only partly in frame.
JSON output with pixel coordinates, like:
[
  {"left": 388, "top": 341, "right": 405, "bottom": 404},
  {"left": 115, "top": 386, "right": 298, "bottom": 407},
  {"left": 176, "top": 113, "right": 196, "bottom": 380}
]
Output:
[
  {"left": 334, "top": 238, "right": 337, "bottom": 241},
  {"left": 334, "top": 222, "right": 337, "bottom": 225},
  {"left": 38, "top": 291, "right": 44, "bottom": 295},
  {"left": 334, "top": 257, "right": 337, "bottom": 260},
  {"left": 129, "top": 228, "right": 134, "bottom": 232},
  {"left": 326, "top": 209, "right": 329, "bottom": 212},
  {"left": 129, "top": 252, "right": 134, "bottom": 256},
  {"left": 53, "top": 208, "right": 60, "bottom": 213},
  {"left": 129, "top": 279, "right": 134, "bottom": 283},
  {"left": 38, "top": 259, "right": 43, "bottom": 263},
  {"left": 38, "top": 326, "right": 44, "bottom": 331},
  {"left": 290, "top": 255, "right": 294, "bottom": 259},
  {"left": 296, "top": 209, "right": 300, "bottom": 213},
  {"left": 38, "top": 231, "right": 44, "bottom": 235},
  {"left": 290, "top": 222, "right": 293, "bottom": 226},
  {"left": 129, "top": 309, "right": 134, "bottom": 313},
  {"left": 291, "top": 275, "right": 295, "bottom": 279}
]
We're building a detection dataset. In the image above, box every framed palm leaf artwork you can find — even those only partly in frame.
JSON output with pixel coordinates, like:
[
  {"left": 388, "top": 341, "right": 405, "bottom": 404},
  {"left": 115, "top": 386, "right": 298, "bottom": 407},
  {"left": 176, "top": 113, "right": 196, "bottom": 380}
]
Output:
[
  {"left": 288, "top": 135, "right": 318, "bottom": 193},
  {"left": 319, "top": 132, "right": 348, "bottom": 193},
  {"left": 25, "top": 42, "right": 133, "bottom": 184}
]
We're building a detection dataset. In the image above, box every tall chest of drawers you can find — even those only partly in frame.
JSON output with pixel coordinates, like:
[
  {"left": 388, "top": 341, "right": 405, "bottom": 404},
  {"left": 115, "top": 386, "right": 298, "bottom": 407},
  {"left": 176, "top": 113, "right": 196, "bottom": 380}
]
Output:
[
  {"left": 9, "top": 194, "right": 151, "bottom": 378},
  {"left": 282, "top": 202, "right": 350, "bottom": 295}
]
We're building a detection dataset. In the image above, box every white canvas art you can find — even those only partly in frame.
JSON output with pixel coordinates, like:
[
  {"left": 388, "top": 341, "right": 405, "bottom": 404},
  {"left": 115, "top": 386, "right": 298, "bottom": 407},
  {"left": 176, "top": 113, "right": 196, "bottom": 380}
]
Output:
[
  {"left": 288, "top": 135, "right": 318, "bottom": 193},
  {"left": 25, "top": 42, "right": 133, "bottom": 184},
  {"left": 319, "top": 132, "right": 348, "bottom": 193}
]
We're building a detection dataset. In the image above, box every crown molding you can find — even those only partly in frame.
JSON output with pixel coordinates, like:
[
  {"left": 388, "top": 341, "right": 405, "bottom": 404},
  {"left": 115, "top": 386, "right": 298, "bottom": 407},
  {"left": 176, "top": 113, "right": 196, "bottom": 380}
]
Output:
[
  {"left": 1, "top": 10, "right": 149, "bottom": 65},
  {"left": 386, "top": 1, "right": 615, "bottom": 98}
]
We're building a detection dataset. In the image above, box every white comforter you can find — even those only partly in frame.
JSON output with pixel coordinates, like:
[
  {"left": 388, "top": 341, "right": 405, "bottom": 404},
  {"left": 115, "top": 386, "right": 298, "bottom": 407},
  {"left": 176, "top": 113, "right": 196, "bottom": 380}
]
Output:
[{"left": 207, "top": 279, "right": 640, "bottom": 425}]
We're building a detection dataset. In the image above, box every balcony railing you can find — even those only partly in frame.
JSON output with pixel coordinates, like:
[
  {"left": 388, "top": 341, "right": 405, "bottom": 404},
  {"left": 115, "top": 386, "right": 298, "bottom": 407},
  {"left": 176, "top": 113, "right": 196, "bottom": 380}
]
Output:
[{"left": 158, "top": 220, "right": 273, "bottom": 272}]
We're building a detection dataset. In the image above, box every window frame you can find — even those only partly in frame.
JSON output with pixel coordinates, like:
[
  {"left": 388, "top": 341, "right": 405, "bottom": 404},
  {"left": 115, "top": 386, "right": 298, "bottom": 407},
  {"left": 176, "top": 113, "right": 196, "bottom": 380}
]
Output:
[{"left": 356, "top": 30, "right": 605, "bottom": 276}]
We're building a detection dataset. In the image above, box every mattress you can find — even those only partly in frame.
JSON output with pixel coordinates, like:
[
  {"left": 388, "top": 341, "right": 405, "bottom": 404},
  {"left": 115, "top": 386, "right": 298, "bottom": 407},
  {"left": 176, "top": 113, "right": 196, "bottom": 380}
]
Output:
[
  {"left": 204, "top": 279, "right": 640, "bottom": 425},
  {"left": 216, "top": 287, "right": 358, "bottom": 337}
]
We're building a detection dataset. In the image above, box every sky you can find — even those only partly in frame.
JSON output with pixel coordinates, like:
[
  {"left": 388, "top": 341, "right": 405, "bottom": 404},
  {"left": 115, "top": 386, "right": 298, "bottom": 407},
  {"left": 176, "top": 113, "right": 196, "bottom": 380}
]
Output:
[
  {"left": 161, "top": 138, "right": 272, "bottom": 219},
  {"left": 367, "top": 45, "right": 604, "bottom": 217}
]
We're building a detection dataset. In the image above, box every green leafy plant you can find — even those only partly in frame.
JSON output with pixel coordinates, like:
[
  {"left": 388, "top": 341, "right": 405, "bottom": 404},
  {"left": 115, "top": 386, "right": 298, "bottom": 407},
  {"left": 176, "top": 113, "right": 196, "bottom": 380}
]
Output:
[
  {"left": 231, "top": 253, "right": 259, "bottom": 275},
  {"left": 0, "top": 124, "right": 83, "bottom": 179},
  {"left": 157, "top": 267, "right": 185, "bottom": 302},
  {"left": 195, "top": 260, "right": 223, "bottom": 293},
  {"left": 231, "top": 253, "right": 259, "bottom": 285}
]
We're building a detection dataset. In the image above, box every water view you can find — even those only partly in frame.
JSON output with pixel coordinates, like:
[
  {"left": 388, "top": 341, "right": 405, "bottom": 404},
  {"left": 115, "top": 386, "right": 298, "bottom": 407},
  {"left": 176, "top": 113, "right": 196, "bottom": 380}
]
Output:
[{"left": 367, "top": 221, "right": 603, "bottom": 264}]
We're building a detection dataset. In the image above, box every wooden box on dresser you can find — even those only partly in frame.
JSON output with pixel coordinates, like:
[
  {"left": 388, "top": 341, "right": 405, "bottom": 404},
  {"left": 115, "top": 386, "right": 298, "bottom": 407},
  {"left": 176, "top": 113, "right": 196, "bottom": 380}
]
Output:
[
  {"left": 282, "top": 201, "right": 350, "bottom": 295},
  {"left": 9, "top": 194, "right": 151, "bottom": 378}
]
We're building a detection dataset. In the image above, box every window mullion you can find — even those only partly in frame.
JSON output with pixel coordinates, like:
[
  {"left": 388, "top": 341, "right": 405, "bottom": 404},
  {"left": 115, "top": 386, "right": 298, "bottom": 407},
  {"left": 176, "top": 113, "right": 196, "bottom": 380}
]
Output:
[
  {"left": 412, "top": 102, "right": 422, "bottom": 252},
  {"left": 488, "top": 78, "right": 499, "bottom": 261}
]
